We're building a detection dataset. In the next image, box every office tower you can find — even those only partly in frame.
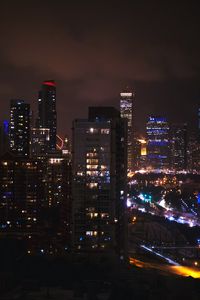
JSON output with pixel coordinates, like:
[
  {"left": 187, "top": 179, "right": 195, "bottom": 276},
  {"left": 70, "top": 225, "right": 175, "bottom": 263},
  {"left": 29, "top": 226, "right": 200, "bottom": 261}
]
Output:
[
  {"left": 146, "top": 116, "right": 170, "bottom": 170},
  {"left": 72, "top": 107, "right": 127, "bottom": 257},
  {"left": 120, "top": 89, "right": 134, "bottom": 171},
  {"left": 9, "top": 99, "right": 30, "bottom": 157},
  {"left": 0, "top": 120, "right": 9, "bottom": 156},
  {"left": 170, "top": 123, "right": 187, "bottom": 171},
  {"left": 30, "top": 127, "right": 50, "bottom": 158},
  {"left": 134, "top": 137, "right": 147, "bottom": 170},
  {"left": 37, "top": 80, "right": 57, "bottom": 151}
]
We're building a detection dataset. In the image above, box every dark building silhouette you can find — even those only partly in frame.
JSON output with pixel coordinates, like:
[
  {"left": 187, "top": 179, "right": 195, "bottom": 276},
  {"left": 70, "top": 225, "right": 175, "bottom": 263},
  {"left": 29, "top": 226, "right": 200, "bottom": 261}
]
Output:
[
  {"left": 37, "top": 80, "right": 57, "bottom": 151},
  {"left": 9, "top": 100, "right": 30, "bottom": 157},
  {"left": 0, "top": 120, "right": 9, "bottom": 156},
  {"left": 72, "top": 107, "right": 127, "bottom": 257},
  {"left": 198, "top": 107, "right": 200, "bottom": 142},
  {"left": 0, "top": 153, "right": 44, "bottom": 231},
  {"left": 0, "top": 151, "right": 72, "bottom": 254}
]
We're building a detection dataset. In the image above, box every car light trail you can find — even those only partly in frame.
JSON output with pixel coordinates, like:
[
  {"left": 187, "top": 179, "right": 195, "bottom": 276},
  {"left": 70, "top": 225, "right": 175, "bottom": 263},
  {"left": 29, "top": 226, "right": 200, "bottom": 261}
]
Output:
[
  {"left": 140, "top": 245, "right": 180, "bottom": 266},
  {"left": 129, "top": 257, "right": 200, "bottom": 278}
]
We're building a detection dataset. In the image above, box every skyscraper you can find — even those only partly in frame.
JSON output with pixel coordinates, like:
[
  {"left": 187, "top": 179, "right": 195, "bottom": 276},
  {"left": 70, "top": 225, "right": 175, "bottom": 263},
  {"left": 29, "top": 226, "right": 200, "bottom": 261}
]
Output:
[
  {"left": 72, "top": 107, "right": 127, "bottom": 257},
  {"left": 170, "top": 123, "right": 187, "bottom": 171},
  {"left": 120, "top": 89, "right": 134, "bottom": 171},
  {"left": 146, "top": 116, "right": 170, "bottom": 170},
  {"left": 9, "top": 100, "right": 30, "bottom": 157},
  {"left": 37, "top": 80, "right": 57, "bottom": 151},
  {"left": 0, "top": 153, "right": 44, "bottom": 231}
]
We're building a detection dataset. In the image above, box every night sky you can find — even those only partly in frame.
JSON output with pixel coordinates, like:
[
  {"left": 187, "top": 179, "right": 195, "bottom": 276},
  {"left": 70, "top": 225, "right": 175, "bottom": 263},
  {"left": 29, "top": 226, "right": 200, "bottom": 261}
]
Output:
[{"left": 0, "top": 1, "right": 200, "bottom": 137}]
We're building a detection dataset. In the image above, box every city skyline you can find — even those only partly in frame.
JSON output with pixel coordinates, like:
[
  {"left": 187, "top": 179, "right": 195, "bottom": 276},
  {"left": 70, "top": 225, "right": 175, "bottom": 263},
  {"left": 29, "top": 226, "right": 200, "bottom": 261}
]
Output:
[
  {"left": 0, "top": 1, "right": 200, "bottom": 136},
  {"left": 1, "top": 3, "right": 200, "bottom": 296}
]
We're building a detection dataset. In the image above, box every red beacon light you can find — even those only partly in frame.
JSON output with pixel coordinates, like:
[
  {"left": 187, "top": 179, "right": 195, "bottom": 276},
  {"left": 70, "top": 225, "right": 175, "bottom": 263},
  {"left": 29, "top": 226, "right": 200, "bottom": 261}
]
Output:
[{"left": 43, "top": 80, "right": 56, "bottom": 87}]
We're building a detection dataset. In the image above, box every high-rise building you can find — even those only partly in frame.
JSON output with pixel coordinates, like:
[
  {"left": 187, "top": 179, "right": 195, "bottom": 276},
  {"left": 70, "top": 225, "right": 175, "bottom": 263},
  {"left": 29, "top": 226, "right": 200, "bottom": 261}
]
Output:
[
  {"left": 72, "top": 107, "right": 127, "bottom": 257},
  {"left": 170, "top": 123, "right": 187, "bottom": 171},
  {"left": 43, "top": 153, "right": 72, "bottom": 250},
  {"left": 37, "top": 80, "right": 57, "bottom": 151},
  {"left": 9, "top": 100, "right": 30, "bottom": 157},
  {"left": 134, "top": 137, "right": 147, "bottom": 170},
  {"left": 120, "top": 89, "right": 134, "bottom": 171},
  {"left": 146, "top": 116, "right": 170, "bottom": 170},
  {"left": 0, "top": 153, "right": 44, "bottom": 231},
  {"left": 0, "top": 151, "right": 72, "bottom": 254}
]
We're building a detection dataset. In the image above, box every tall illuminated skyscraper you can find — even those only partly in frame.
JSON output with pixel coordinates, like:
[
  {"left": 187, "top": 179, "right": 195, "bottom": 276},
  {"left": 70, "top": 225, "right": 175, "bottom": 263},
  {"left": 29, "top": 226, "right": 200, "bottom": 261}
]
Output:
[
  {"left": 146, "top": 116, "right": 170, "bottom": 170},
  {"left": 72, "top": 107, "right": 127, "bottom": 257},
  {"left": 120, "top": 89, "right": 134, "bottom": 171},
  {"left": 9, "top": 100, "right": 30, "bottom": 157},
  {"left": 37, "top": 80, "right": 57, "bottom": 151}
]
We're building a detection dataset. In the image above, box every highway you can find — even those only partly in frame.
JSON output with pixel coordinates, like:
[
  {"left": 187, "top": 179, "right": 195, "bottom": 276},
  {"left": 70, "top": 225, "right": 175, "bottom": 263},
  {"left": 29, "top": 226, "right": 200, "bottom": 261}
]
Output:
[{"left": 130, "top": 257, "right": 200, "bottom": 278}]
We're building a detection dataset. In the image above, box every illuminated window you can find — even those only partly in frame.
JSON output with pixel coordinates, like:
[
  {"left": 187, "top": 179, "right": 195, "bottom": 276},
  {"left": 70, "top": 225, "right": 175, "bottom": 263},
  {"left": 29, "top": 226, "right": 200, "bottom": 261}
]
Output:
[
  {"left": 87, "top": 183, "right": 98, "bottom": 188},
  {"left": 86, "top": 231, "right": 98, "bottom": 236},
  {"left": 49, "top": 158, "right": 63, "bottom": 164},
  {"left": 86, "top": 165, "right": 98, "bottom": 170},
  {"left": 101, "top": 213, "right": 109, "bottom": 218},
  {"left": 77, "top": 171, "right": 84, "bottom": 176},
  {"left": 101, "top": 129, "right": 110, "bottom": 134},
  {"left": 86, "top": 152, "right": 98, "bottom": 157},
  {"left": 87, "top": 128, "right": 98, "bottom": 134},
  {"left": 86, "top": 231, "right": 93, "bottom": 236},
  {"left": 100, "top": 165, "right": 107, "bottom": 170},
  {"left": 86, "top": 171, "right": 98, "bottom": 176},
  {"left": 86, "top": 159, "right": 98, "bottom": 164},
  {"left": 88, "top": 212, "right": 98, "bottom": 218}
]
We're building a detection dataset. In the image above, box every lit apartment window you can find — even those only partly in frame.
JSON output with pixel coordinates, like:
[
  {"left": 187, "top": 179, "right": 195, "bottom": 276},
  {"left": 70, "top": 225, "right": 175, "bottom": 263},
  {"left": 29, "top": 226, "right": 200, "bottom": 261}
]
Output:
[
  {"left": 87, "top": 183, "right": 98, "bottom": 188},
  {"left": 86, "top": 231, "right": 98, "bottom": 236},
  {"left": 86, "top": 165, "right": 98, "bottom": 170},
  {"left": 101, "top": 129, "right": 110, "bottom": 134},
  {"left": 86, "top": 152, "right": 98, "bottom": 157},
  {"left": 86, "top": 159, "right": 98, "bottom": 164},
  {"left": 86, "top": 171, "right": 98, "bottom": 176},
  {"left": 86, "top": 231, "right": 93, "bottom": 236},
  {"left": 87, "top": 128, "right": 98, "bottom": 134}
]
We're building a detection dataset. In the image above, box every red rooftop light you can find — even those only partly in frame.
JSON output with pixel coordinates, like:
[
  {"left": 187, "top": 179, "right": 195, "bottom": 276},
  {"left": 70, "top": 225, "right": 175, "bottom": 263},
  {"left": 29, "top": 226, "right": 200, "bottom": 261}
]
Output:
[{"left": 43, "top": 80, "right": 56, "bottom": 87}]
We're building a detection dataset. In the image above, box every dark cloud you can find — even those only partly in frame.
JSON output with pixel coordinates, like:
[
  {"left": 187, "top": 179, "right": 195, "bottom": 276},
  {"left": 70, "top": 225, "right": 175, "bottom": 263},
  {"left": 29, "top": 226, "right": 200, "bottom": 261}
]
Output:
[{"left": 0, "top": 1, "right": 200, "bottom": 136}]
